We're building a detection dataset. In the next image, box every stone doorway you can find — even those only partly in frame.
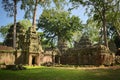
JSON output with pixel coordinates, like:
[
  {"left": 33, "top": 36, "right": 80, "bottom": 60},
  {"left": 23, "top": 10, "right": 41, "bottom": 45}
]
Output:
[
  {"left": 32, "top": 56, "right": 36, "bottom": 65},
  {"left": 28, "top": 54, "right": 40, "bottom": 66}
]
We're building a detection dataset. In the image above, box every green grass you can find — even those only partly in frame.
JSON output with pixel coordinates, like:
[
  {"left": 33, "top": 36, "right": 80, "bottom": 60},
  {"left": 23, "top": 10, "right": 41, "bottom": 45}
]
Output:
[
  {"left": 24, "top": 66, "right": 45, "bottom": 69},
  {"left": 0, "top": 67, "right": 120, "bottom": 80}
]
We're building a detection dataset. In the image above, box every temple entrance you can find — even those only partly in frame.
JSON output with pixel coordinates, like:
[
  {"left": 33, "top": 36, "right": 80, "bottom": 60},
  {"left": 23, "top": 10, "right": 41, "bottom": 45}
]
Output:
[
  {"left": 29, "top": 54, "right": 40, "bottom": 66},
  {"left": 32, "top": 56, "right": 36, "bottom": 65}
]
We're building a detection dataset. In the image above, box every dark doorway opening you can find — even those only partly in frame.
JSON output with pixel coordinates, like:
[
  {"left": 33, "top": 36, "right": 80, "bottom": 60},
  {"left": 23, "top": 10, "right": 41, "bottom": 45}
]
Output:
[
  {"left": 32, "top": 56, "right": 36, "bottom": 65},
  {"left": 55, "top": 55, "right": 59, "bottom": 63}
]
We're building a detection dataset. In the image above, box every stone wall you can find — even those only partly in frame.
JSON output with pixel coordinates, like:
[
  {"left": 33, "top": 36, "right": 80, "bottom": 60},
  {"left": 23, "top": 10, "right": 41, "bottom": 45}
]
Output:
[
  {"left": 60, "top": 45, "right": 115, "bottom": 66},
  {"left": 0, "top": 45, "right": 117, "bottom": 66},
  {"left": 42, "top": 55, "right": 52, "bottom": 63},
  {"left": 0, "top": 52, "right": 15, "bottom": 65},
  {"left": 42, "top": 48, "right": 59, "bottom": 64},
  {"left": 0, "top": 46, "right": 15, "bottom": 65}
]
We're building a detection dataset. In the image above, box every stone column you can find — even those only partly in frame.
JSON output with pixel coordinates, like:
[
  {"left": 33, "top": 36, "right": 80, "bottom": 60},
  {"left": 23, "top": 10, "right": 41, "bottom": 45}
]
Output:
[{"left": 28, "top": 54, "right": 32, "bottom": 66}]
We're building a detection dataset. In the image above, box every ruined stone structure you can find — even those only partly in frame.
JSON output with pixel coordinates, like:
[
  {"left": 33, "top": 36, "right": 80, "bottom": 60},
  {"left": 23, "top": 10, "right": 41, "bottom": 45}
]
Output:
[
  {"left": 0, "top": 26, "right": 51, "bottom": 66},
  {"left": 0, "top": 25, "right": 119, "bottom": 66},
  {"left": 0, "top": 46, "right": 15, "bottom": 65},
  {"left": 61, "top": 35, "right": 115, "bottom": 66},
  {"left": 43, "top": 48, "right": 59, "bottom": 64},
  {"left": 25, "top": 27, "right": 43, "bottom": 65},
  {"left": 74, "top": 35, "right": 92, "bottom": 48}
]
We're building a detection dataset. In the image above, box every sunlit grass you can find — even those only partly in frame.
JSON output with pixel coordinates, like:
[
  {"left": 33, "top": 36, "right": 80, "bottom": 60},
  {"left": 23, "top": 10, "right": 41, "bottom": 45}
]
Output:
[
  {"left": 24, "top": 65, "right": 45, "bottom": 69},
  {"left": 0, "top": 67, "right": 120, "bottom": 80}
]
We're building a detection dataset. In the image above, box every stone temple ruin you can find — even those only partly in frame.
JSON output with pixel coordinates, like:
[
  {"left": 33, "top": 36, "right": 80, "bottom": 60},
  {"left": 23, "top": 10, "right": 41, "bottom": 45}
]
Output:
[
  {"left": 61, "top": 35, "right": 115, "bottom": 66},
  {"left": 0, "top": 25, "right": 52, "bottom": 66},
  {"left": 15, "top": 26, "right": 44, "bottom": 65},
  {"left": 74, "top": 34, "right": 92, "bottom": 48},
  {"left": 0, "top": 25, "right": 120, "bottom": 67}
]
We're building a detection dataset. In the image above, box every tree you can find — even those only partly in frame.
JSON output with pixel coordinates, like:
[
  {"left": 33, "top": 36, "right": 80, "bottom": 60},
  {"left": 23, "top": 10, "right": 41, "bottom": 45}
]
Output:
[
  {"left": 38, "top": 9, "right": 82, "bottom": 49},
  {"left": 84, "top": 18, "right": 100, "bottom": 44},
  {"left": 21, "top": 0, "right": 67, "bottom": 28},
  {"left": 52, "top": 0, "right": 68, "bottom": 10},
  {"left": 70, "top": 0, "right": 120, "bottom": 48},
  {"left": 21, "top": 0, "right": 49, "bottom": 28},
  {"left": 71, "top": 18, "right": 100, "bottom": 46},
  {"left": 2, "top": 0, "right": 20, "bottom": 49},
  {"left": 38, "top": 9, "right": 82, "bottom": 64},
  {"left": 0, "top": 24, "right": 12, "bottom": 38},
  {"left": 106, "top": 1, "right": 120, "bottom": 38},
  {"left": 38, "top": 32, "right": 56, "bottom": 49}
]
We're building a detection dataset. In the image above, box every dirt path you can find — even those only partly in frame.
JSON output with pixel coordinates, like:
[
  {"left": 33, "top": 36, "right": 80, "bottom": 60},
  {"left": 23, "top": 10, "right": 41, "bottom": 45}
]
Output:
[{"left": 52, "top": 65, "right": 120, "bottom": 70}]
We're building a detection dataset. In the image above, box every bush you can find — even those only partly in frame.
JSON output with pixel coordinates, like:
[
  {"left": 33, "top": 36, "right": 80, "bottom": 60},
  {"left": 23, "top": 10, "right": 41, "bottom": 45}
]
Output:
[
  {"left": 6, "top": 64, "right": 26, "bottom": 70},
  {"left": 41, "top": 62, "right": 53, "bottom": 67}
]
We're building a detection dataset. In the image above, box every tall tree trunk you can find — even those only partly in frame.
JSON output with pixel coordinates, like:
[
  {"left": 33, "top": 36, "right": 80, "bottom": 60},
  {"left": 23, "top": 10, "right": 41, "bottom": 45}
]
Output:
[
  {"left": 13, "top": 0, "right": 17, "bottom": 49},
  {"left": 32, "top": 0, "right": 38, "bottom": 28},
  {"left": 102, "top": 5, "right": 108, "bottom": 48},
  {"left": 57, "top": 36, "right": 63, "bottom": 64}
]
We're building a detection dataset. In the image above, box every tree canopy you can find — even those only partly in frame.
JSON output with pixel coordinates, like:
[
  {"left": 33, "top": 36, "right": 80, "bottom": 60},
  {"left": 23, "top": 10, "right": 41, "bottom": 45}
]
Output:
[
  {"left": 0, "top": 0, "right": 120, "bottom": 49},
  {"left": 70, "top": 0, "right": 120, "bottom": 48},
  {"left": 38, "top": 9, "right": 82, "bottom": 48}
]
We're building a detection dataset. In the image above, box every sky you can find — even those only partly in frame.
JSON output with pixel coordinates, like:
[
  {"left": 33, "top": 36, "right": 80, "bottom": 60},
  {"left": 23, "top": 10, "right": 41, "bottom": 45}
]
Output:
[{"left": 0, "top": 1, "right": 88, "bottom": 42}]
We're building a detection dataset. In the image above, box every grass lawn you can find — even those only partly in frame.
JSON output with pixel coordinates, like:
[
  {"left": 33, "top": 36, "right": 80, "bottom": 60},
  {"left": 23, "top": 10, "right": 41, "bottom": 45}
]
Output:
[{"left": 0, "top": 67, "right": 120, "bottom": 80}]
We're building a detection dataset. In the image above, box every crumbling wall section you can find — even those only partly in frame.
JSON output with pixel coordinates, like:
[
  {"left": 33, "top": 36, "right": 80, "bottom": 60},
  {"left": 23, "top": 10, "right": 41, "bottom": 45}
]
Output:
[
  {"left": 0, "top": 52, "right": 15, "bottom": 65},
  {"left": 61, "top": 45, "right": 115, "bottom": 66}
]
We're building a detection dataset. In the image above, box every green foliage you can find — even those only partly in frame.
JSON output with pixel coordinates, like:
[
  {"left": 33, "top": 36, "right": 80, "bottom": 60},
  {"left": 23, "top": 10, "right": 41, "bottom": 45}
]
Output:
[
  {"left": 85, "top": 18, "right": 100, "bottom": 44},
  {"left": 0, "top": 42, "right": 3, "bottom": 45},
  {"left": 72, "top": 31, "right": 82, "bottom": 47},
  {"left": 21, "top": 0, "right": 51, "bottom": 19},
  {"left": 2, "top": 0, "right": 14, "bottom": 17},
  {"left": 38, "top": 32, "right": 56, "bottom": 49},
  {"left": 70, "top": 0, "right": 120, "bottom": 27},
  {"left": 0, "top": 24, "right": 12, "bottom": 38},
  {"left": 70, "top": 0, "right": 120, "bottom": 47},
  {"left": 72, "top": 18, "right": 100, "bottom": 45},
  {"left": 18, "top": 20, "right": 32, "bottom": 30},
  {"left": 2, "top": 0, "right": 20, "bottom": 17},
  {"left": 38, "top": 9, "right": 82, "bottom": 47},
  {"left": 53, "top": 0, "right": 67, "bottom": 10}
]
